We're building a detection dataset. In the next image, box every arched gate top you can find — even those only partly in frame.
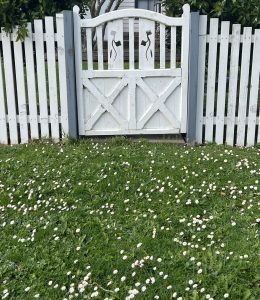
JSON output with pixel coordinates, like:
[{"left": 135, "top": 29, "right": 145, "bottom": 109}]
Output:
[{"left": 80, "top": 5, "right": 190, "bottom": 28}]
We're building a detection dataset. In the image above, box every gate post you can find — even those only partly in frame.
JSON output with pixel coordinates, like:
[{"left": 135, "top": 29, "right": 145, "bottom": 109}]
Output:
[
  {"left": 60, "top": 10, "right": 78, "bottom": 138},
  {"left": 186, "top": 12, "right": 200, "bottom": 144},
  {"left": 73, "top": 6, "right": 85, "bottom": 136}
]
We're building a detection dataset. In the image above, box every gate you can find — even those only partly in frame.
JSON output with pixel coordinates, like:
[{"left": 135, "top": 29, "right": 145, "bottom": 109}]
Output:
[{"left": 73, "top": 5, "right": 190, "bottom": 136}]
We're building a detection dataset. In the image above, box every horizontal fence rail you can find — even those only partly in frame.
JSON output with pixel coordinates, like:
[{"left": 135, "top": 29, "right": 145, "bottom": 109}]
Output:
[
  {"left": 195, "top": 16, "right": 260, "bottom": 147},
  {"left": 0, "top": 12, "right": 77, "bottom": 145}
]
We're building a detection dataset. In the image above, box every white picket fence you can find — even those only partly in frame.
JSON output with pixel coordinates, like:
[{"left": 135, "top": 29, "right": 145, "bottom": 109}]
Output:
[
  {"left": 0, "top": 13, "right": 73, "bottom": 145},
  {"left": 196, "top": 17, "right": 260, "bottom": 147},
  {"left": 0, "top": 7, "right": 260, "bottom": 147}
]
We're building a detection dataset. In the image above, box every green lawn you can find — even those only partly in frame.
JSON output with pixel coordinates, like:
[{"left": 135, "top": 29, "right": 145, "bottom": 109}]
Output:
[{"left": 0, "top": 139, "right": 259, "bottom": 300}]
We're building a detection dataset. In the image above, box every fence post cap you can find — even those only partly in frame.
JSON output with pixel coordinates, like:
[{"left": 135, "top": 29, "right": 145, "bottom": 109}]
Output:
[
  {"left": 73, "top": 5, "right": 80, "bottom": 14},
  {"left": 182, "top": 4, "right": 190, "bottom": 14}
]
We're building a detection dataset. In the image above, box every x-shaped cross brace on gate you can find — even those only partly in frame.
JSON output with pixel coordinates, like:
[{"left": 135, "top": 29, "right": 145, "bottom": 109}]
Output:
[
  {"left": 82, "top": 78, "right": 128, "bottom": 129},
  {"left": 136, "top": 77, "right": 181, "bottom": 129}
]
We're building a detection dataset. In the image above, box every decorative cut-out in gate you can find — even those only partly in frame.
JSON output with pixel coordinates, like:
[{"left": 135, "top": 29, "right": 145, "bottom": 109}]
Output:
[{"left": 141, "top": 30, "right": 153, "bottom": 60}]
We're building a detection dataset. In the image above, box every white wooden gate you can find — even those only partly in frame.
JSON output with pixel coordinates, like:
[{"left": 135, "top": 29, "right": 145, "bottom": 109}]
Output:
[{"left": 73, "top": 5, "right": 190, "bottom": 136}]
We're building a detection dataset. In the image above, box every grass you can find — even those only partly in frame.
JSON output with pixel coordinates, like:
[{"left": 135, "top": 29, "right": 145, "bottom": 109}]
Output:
[{"left": 0, "top": 139, "right": 259, "bottom": 300}]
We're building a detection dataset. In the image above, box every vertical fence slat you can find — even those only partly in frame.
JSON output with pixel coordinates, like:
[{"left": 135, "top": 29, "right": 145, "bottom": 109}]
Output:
[
  {"left": 205, "top": 18, "right": 218, "bottom": 142},
  {"left": 215, "top": 21, "right": 230, "bottom": 144},
  {"left": 226, "top": 24, "right": 241, "bottom": 146},
  {"left": 170, "top": 26, "right": 176, "bottom": 68},
  {"left": 160, "top": 23, "right": 165, "bottom": 69},
  {"left": 96, "top": 26, "right": 104, "bottom": 70},
  {"left": 129, "top": 18, "right": 135, "bottom": 69},
  {"left": 1, "top": 29, "right": 18, "bottom": 144},
  {"left": 86, "top": 28, "right": 93, "bottom": 70},
  {"left": 196, "top": 15, "right": 207, "bottom": 144},
  {"left": 13, "top": 28, "right": 29, "bottom": 144},
  {"left": 45, "top": 16, "right": 59, "bottom": 141},
  {"left": 108, "top": 20, "right": 124, "bottom": 70},
  {"left": 34, "top": 19, "right": 49, "bottom": 138},
  {"left": 0, "top": 32, "right": 8, "bottom": 144},
  {"left": 24, "top": 23, "right": 39, "bottom": 140},
  {"left": 236, "top": 27, "right": 252, "bottom": 146},
  {"left": 247, "top": 30, "right": 260, "bottom": 145}
]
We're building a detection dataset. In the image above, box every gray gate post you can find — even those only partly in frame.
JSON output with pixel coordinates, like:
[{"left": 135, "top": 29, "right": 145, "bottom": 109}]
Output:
[
  {"left": 63, "top": 10, "right": 78, "bottom": 138},
  {"left": 186, "top": 12, "right": 200, "bottom": 145}
]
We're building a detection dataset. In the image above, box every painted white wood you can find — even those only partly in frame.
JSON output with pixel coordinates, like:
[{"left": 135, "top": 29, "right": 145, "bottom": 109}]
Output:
[
  {"left": 85, "top": 78, "right": 128, "bottom": 129},
  {"left": 56, "top": 13, "right": 70, "bottom": 137},
  {"left": 136, "top": 77, "right": 181, "bottom": 129},
  {"left": 86, "top": 28, "right": 93, "bottom": 70},
  {"left": 129, "top": 18, "right": 135, "bottom": 69},
  {"left": 73, "top": 6, "right": 84, "bottom": 135},
  {"left": 215, "top": 21, "right": 230, "bottom": 144},
  {"left": 84, "top": 78, "right": 128, "bottom": 128},
  {"left": 13, "top": 28, "right": 29, "bottom": 144},
  {"left": 84, "top": 128, "right": 180, "bottom": 135},
  {"left": 128, "top": 77, "right": 136, "bottom": 128},
  {"left": 139, "top": 19, "right": 155, "bottom": 69},
  {"left": 1, "top": 29, "right": 18, "bottom": 144},
  {"left": 0, "top": 37, "right": 8, "bottom": 144},
  {"left": 236, "top": 27, "right": 252, "bottom": 146},
  {"left": 180, "top": 4, "right": 190, "bottom": 133},
  {"left": 34, "top": 19, "right": 49, "bottom": 138},
  {"left": 247, "top": 30, "right": 260, "bottom": 145},
  {"left": 81, "top": 9, "right": 183, "bottom": 28},
  {"left": 205, "top": 34, "right": 259, "bottom": 43},
  {"left": 226, "top": 24, "right": 241, "bottom": 146},
  {"left": 205, "top": 18, "right": 218, "bottom": 142},
  {"left": 108, "top": 20, "right": 124, "bottom": 69},
  {"left": 196, "top": 15, "right": 207, "bottom": 143},
  {"left": 82, "top": 68, "right": 182, "bottom": 78},
  {"left": 96, "top": 26, "right": 104, "bottom": 70},
  {"left": 45, "top": 16, "right": 59, "bottom": 141},
  {"left": 79, "top": 6, "right": 189, "bottom": 137},
  {"left": 24, "top": 23, "right": 39, "bottom": 140},
  {"left": 160, "top": 23, "right": 165, "bottom": 68},
  {"left": 171, "top": 26, "right": 176, "bottom": 68}
]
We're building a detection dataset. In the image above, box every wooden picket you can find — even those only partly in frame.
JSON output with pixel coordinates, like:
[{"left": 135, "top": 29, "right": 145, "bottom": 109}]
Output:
[
  {"left": 0, "top": 48, "right": 8, "bottom": 144},
  {"left": 205, "top": 18, "right": 218, "bottom": 142},
  {"left": 24, "top": 23, "right": 39, "bottom": 140},
  {"left": 1, "top": 29, "right": 18, "bottom": 144},
  {"left": 0, "top": 12, "right": 74, "bottom": 145},
  {"left": 215, "top": 21, "right": 230, "bottom": 144},
  {"left": 13, "top": 28, "right": 29, "bottom": 144},
  {"left": 248, "top": 30, "right": 260, "bottom": 145},
  {"left": 226, "top": 24, "right": 241, "bottom": 146},
  {"left": 45, "top": 16, "right": 59, "bottom": 141},
  {"left": 236, "top": 28, "right": 252, "bottom": 146}
]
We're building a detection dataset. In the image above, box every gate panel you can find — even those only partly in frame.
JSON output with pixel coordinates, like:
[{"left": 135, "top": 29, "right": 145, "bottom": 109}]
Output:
[{"left": 74, "top": 6, "right": 190, "bottom": 136}]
